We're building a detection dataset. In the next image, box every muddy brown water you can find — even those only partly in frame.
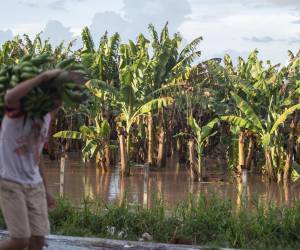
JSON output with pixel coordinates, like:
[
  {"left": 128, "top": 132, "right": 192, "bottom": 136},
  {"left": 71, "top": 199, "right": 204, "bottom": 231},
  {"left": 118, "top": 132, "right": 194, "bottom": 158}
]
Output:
[{"left": 44, "top": 154, "right": 300, "bottom": 208}]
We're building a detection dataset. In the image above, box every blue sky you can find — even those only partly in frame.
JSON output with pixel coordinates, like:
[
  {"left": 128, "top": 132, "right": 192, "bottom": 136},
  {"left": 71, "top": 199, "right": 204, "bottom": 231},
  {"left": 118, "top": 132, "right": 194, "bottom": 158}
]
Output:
[{"left": 0, "top": 0, "right": 300, "bottom": 64}]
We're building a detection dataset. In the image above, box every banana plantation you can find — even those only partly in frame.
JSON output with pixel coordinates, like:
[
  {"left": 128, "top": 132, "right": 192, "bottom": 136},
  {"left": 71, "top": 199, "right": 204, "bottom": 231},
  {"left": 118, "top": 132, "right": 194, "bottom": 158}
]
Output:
[{"left": 1, "top": 23, "right": 300, "bottom": 187}]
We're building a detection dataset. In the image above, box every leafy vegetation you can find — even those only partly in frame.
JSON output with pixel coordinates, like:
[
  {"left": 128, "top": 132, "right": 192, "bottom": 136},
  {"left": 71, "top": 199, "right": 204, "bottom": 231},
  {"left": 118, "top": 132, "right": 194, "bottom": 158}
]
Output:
[
  {"left": 1, "top": 24, "right": 300, "bottom": 182},
  {"left": 1, "top": 195, "right": 299, "bottom": 249}
]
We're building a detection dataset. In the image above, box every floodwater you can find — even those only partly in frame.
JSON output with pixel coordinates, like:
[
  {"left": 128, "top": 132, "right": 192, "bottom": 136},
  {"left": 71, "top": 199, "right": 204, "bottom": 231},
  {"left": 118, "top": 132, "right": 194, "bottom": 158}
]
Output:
[{"left": 44, "top": 154, "right": 300, "bottom": 208}]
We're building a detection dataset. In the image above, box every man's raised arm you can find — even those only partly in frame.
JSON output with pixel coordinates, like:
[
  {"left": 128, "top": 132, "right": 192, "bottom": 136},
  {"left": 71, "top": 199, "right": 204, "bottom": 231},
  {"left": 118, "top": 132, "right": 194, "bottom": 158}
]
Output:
[{"left": 5, "top": 69, "right": 61, "bottom": 109}]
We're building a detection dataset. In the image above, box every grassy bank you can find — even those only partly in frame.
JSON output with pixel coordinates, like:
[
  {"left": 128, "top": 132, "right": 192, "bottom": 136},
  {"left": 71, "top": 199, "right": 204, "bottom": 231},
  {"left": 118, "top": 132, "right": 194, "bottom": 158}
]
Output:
[{"left": 1, "top": 195, "right": 300, "bottom": 249}]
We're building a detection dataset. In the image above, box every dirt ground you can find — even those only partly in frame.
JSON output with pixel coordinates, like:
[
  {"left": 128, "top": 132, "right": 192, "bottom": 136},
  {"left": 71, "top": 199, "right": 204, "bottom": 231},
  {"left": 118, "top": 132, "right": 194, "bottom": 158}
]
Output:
[{"left": 0, "top": 231, "right": 234, "bottom": 250}]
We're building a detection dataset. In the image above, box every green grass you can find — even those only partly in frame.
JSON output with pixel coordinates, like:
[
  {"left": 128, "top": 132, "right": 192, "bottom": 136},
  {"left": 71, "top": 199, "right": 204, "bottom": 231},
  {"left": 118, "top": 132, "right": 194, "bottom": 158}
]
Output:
[{"left": 0, "top": 195, "right": 300, "bottom": 249}]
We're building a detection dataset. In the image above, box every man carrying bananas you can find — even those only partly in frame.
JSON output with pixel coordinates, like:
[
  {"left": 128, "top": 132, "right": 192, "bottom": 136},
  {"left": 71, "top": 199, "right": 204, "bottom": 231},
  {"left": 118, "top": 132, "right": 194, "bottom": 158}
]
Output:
[{"left": 0, "top": 69, "right": 62, "bottom": 250}]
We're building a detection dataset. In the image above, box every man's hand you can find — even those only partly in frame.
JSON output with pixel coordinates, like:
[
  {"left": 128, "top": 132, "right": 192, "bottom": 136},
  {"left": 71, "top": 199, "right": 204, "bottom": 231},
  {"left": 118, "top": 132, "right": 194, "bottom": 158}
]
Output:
[
  {"left": 46, "top": 192, "right": 56, "bottom": 211},
  {"left": 41, "top": 69, "right": 62, "bottom": 82}
]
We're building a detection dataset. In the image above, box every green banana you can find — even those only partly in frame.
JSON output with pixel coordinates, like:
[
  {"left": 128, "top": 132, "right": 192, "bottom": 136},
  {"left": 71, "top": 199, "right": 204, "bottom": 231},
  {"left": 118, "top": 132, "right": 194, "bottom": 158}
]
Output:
[
  {"left": 20, "top": 62, "right": 33, "bottom": 68},
  {"left": 56, "top": 58, "right": 76, "bottom": 69},
  {"left": 31, "top": 54, "right": 53, "bottom": 66},
  {"left": 20, "top": 72, "right": 37, "bottom": 80},
  {"left": 20, "top": 55, "right": 32, "bottom": 62},
  {"left": 10, "top": 75, "right": 20, "bottom": 84},
  {"left": 21, "top": 67, "right": 40, "bottom": 74},
  {"left": 0, "top": 76, "right": 9, "bottom": 83},
  {"left": 60, "top": 89, "right": 76, "bottom": 107}
]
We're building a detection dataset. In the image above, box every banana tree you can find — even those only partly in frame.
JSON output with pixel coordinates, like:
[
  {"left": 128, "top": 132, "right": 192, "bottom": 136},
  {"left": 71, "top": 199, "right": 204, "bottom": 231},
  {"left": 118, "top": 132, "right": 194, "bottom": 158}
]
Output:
[
  {"left": 87, "top": 53, "right": 172, "bottom": 175},
  {"left": 0, "top": 37, "right": 29, "bottom": 66},
  {"left": 87, "top": 78, "right": 173, "bottom": 176},
  {"left": 78, "top": 28, "right": 121, "bottom": 162},
  {"left": 79, "top": 29, "right": 120, "bottom": 123},
  {"left": 188, "top": 116, "right": 219, "bottom": 181},
  {"left": 223, "top": 51, "right": 266, "bottom": 173},
  {"left": 53, "top": 117, "right": 112, "bottom": 170},
  {"left": 80, "top": 27, "right": 120, "bottom": 86},
  {"left": 222, "top": 91, "right": 300, "bottom": 181},
  {"left": 81, "top": 29, "right": 175, "bottom": 174},
  {"left": 207, "top": 50, "right": 286, "bottom": 175},
  {"left": 144, "top": 23, "right": 202, "bottom": 167},
  {"left": 0, "top": 33, "right": 75, "bottom": 66},
  {"left": 282, "top": 50, "right": 300, "bottom": 180}
]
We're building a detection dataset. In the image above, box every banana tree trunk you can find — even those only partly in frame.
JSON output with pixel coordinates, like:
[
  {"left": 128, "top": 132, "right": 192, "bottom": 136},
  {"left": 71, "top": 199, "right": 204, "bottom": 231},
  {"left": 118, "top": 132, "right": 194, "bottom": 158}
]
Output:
[
  {"left": 104, "top": 141, "right": 111, "bottom": 171},
  {"left": 188, "top": 140, "right": 198, "bottom": 181},
  {"left": 284, "top": 130, "right": 295, "bottom": 182},
  {"left": 166, "top": 104, "right": 176, "bottom": 158},
  {"left": 245, "top": 136, "right": 255, "bottom": 171},
  {"left": 197, "top": 146, "right": 204, "bottom": 182},
  {"left": 96, "top": 141, "right": 111, "bottom": 172},
  {"left": 96, "top": 151, "right": 101, "bottom": 168},
  {"left": 118, "top": 128, "right": 130, "bottom": 176},
  {"left": 156, "top": 127, "right": 166, "bottom": 168},
  {"left": 197, "top": 158, "right": 204, "bottom": 182},
  {"left": 147, "top": 114, "right": 154, "bottom": 167},
  {"left": 284, "top": 141, "right": 293, "bottom": 182},
  {"left": 59, "top": 143, "right": 68, "bottom": 197},
  {"left": 285, "top": 114, "right": 297, "bottom": 181},
  {"left": 59, "top": 151, "right": 66, "bottom": 197},
  {"left": 283, "top": 180, "right": 290, "bottom": 205},
  {"left": 178, "top": 137, "right": 187, "bottom": 164},
  {"left": 237, "top": 132, "right": 245, "bottom": 174},
  {"left": 156, "top": 108, "right": 166, "bottom": 168},
  {"left": 265, "top": 149, "right": 275, "bottom": 181},
  {"left": 126, "top": 130, "right": 131, "bottom": 159}
]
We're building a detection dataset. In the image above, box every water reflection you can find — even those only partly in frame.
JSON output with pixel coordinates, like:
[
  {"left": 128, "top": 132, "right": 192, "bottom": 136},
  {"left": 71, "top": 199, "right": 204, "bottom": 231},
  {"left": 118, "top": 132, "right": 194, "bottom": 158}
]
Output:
[{"left": 44, "top": 155, "right": 300, "bottom": 208}]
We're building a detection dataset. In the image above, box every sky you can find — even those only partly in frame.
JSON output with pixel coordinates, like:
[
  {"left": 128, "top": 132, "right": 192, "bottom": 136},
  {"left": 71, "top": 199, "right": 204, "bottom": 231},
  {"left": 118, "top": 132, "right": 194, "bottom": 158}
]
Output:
[{"left": 0, "top": 0, "right": 300, "bottom": 64}]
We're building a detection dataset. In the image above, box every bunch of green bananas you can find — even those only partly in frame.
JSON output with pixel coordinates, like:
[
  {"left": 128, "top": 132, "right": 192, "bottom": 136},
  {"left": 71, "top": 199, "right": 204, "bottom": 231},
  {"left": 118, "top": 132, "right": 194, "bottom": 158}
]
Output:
[
  {"left": 22, "top": 86, "right": 54, "bottom": 119},
  {"left": 42, "top": 70, "right": 89, "bottom": 109},
  {"left": 0, "top": 54, "right": 89, "bottom": 122},
  {"left": 0, "top": 65, "right": 13, "bottom": 121},
  {"left": 59, "top": 81, "right": 89, "bottom": 107}
]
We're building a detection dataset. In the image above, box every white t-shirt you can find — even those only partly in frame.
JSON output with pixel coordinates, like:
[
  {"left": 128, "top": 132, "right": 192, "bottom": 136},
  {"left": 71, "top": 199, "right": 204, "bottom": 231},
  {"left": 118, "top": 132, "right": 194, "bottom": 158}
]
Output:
[{"left": 0, "top": 113, "right": 51, "bottom": 184}]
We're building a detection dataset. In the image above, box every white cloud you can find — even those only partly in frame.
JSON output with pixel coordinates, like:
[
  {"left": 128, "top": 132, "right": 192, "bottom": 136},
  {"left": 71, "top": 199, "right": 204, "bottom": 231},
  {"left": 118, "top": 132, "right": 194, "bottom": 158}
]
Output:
[
  {"left": 70, "top": 27, "right": 82, "bottom": 36},
  {"left": 288, "top": 37, "right": 300, "bottom": 45},
  {"left": 90, "top": 11, "right": 128, "bottom": 42},
  {"left": 0, "top": 30, "right": 13, "bottom": 44},
  {"left": 180, "top": 9, "right": 298, "bottom": 63},
  {"left": 243, "top": 36, "right": 278, "bottom": 43},
  {"left": 41, "top": 20, "right": 73, "bottom": 46},
  {"left": 48, "top": 0, "right": 67, "bottom": 11},
  {"left": 123, "top": 0, "right": 191, "bottom": 34},
  {"left": 10, "top": 23, "right": 43, "bottom": 37},
  {"left": 89, "top": 0, "right": 192, "bottom": 43},
  {"left": 263, "top": 0, "right": 300, "bottom": 6},
  {"left": 18, "top": 0, "right": 39, "bottom": 8}
]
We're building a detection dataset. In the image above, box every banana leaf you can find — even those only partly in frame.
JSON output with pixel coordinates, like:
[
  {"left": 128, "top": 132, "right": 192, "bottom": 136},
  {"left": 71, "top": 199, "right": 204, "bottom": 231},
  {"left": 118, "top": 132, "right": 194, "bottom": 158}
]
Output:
[
  {"left": 230, "top": 91, "right": 263, "bottom": 130},
  {"left": 53, "top": 131, "right": 83, "bottom": 139}
]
